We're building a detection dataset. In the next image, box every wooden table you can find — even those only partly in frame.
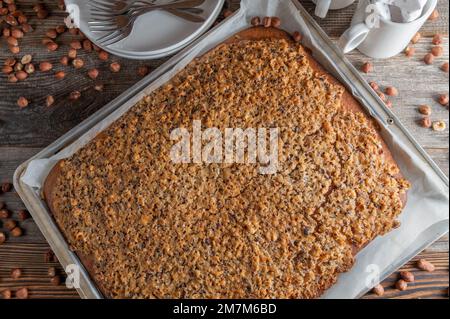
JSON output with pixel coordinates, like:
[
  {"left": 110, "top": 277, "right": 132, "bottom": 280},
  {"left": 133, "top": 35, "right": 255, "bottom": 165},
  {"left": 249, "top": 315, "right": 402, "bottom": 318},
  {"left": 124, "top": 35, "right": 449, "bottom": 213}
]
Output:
[{"left": 0, "top": 0, "right": 448, "bottom": 299}]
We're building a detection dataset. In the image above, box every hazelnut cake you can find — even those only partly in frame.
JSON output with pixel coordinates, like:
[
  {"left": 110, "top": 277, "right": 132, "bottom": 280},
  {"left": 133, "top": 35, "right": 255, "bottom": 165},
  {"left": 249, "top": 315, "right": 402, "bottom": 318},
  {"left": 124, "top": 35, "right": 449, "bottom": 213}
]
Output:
[{"left": 44, "top": 27, "right": 410, "bottom": 299}]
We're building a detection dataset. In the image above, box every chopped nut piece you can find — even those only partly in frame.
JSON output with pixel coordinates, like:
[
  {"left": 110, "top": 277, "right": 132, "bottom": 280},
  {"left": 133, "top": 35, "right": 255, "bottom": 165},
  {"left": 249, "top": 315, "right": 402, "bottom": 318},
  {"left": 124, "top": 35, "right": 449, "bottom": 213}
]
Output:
[
  {"left": 432, "top": 120, "right": 446, "bottom": 132},
  {"left": 411, "top": 32, "right": 421, "bottom": 44},
  {"left": 404, "top": 46, "right": 415, "bottom": 57},
  {"left": 46, "top": 95, "right": 55, "bottom": 107}
]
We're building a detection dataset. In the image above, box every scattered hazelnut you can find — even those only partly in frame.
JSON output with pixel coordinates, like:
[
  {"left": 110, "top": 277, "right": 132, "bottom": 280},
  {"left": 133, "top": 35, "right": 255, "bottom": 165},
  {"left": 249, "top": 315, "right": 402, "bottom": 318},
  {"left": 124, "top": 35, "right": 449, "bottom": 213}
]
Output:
[
  {"left": 48, "top": 267, "right": 56, "bottom": 277},
  {"left": 369, "top": 81, "right": 379, "bottom": 91},
  {"left": 419, "top": 105, "right": 432, "bottom": 115},
  {"left": 4, "top": 219, "right": 17, "bottom": 231},
  {"left": 1, "top": 66, "right": 13, "bottom": 74},
  {"left": 271, "top": 17, "right": 281, "bottom": 28},
  {"left": 72, "top": 58, "right": 84, "bottom": 69},
  {"left": 292, "top": 31, "right": 302, "bottom": 43},
  {"left": 46, "top": 95, "right": 55, "bottom": 107},
  {"left": 263, "top": 16, "right": 272, "bottom": 28},
  {"left": 11, "top": 227, "right": 23, "bottom": 237},
  {"left": 428, "top": 9, "right": 439, "bottom": 21},
  {"left": 60, "top": 56, "right": 69, "bottom": 66},
  {"left": 424, "top": 53, "right": 434, "bottom": 65},
  {"left": 251, "top": 16, "right": 261, "bottom": 26},
  {"left": 1, "top": 289, "right": 12, "bottom": 299},
  {"left": 24, "top": 63, "right": 35, "bottom": 74},
  {"left": 417, "top": 259, "right": 436, "bottom": 272},
  {"left": 56, "top": 25, "right": 66, "bottom": 34},
  {"left": 55, "top": 71, "right": 65, "bottom": 79},
  {"left": 400, "top": 271, "right": 415, "bottom": 283},
  {"left": 431, "top": 46, "right": 443, "bottom": 57},
  {"left": 17, "top": 97, "right": 29, "bottom": 109},
  {"left": 68, "top": 48, "right": 77, "bottom": 59},
  {"left": 22, "top": 24, "right": 34, "bottom": 33},
  {"left": 441, "top": 62, "right": 449, "bottom": 73},
  {"left": 361, "top": 62, "right": 373, "bottom": 74},
  {"left": 45, "top": 29, "right": 57, "bottom": 39},
  {"left": 46, "top": 41, "right": 59, "bottom": 52},
  {"left": 372, "top": 284, "right": 384, "bottom": 296},
  {"left": 137, "top": 66, "right": 149, "bottom": 77},
  {"left": 70, "top": 40, "right": 82, "bottom": 50},
  {"left": 385, "top": 86, "right": 398, "bottom": 97},
  {"left": 4, "top": 58, "right": 17, "bottom": 67},
  {"left": 37, "top": 8, "right": 49, "bottom": 19},
  {"left": 44, "top": 250, "right": 57, "bottom": 263},
  {"left": 110, "top": 62, "right": 121, "bottom": 73},
  {"left": 0, "top": 232, "right": 6, "bottom": 245},
  {"left": 21, "top": 54, "right": 32, "bottom": 65},
  {"left": 15, "top": 287, "right": 28, "bottom": 299},
  {"left": 94, "top": 84, "right": 104, "bottom": 92},
  {"left": 411, "top": 32, "right": 421, "bottom": 44},
  {"left": 88, "top": 68, "right": 99, "bottom": 80},
  {"left": 83, "top": 39, "right": 93, "bottom": 52},
  {"left": 404, "top": 46, "right": 416, "bottom": 57},
  {"left": 395, "top": 279, "right": 408, "bottom": 291},
  {"left": 50, "top": 275, "right": 61, "bottom": 286},
  {"left": 432, "top": 120, "right": 447, "bottom": 132},
  {"left": 11, "top": 268, "right": 22, "bottom": 280},
  {"left": 6, "top": 36, "right": 18, "bottom": 46},
  {"left": 8, "top": 74, "right": 18, "bottom": 83},
  {"left": 98, "top": 50, "right": 109, "bottom": 61},
  {"left": 385, "top": 100, "right": 393, "bottom": 108},
  {"left": 0, "top": 208, "right": 11, "bottom": 219},
  {"left": 18, "top": 209, "right": 30, "bottom": 221},
  {"left": 39, "top": 61, "right": 53, "bottom": 72},
  {"left": 9, "top": 45, "right": 20, "bottom": 55},
  {"left": 11, "top": 28, "right": 24, "bottom": 39},
  {"left": 69, "top": 90, "right": 81, "bottom": 100},
  {"left": 438, "top": 94, "right": 449, "bottom": 106},
  {"left": 420, "top": 117, "right": 432, "bottom": 128},
  {"left": 432, "top": 34, "right": 443, "bottom": 45}
]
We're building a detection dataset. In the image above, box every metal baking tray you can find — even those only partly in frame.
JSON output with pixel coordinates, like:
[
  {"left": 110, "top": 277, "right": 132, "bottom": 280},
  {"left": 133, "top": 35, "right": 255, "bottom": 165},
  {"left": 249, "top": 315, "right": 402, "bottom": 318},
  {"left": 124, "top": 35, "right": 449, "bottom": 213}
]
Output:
[{"left": 14, "top": 0, "right": 449, "bottom": 299}]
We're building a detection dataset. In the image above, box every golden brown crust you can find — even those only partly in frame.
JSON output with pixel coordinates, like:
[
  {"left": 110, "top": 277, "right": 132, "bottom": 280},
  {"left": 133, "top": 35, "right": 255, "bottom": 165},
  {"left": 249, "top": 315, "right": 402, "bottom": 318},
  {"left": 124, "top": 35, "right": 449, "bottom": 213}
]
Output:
[{"left": 43, "top": 27, "right": 409, "bottom": 299}]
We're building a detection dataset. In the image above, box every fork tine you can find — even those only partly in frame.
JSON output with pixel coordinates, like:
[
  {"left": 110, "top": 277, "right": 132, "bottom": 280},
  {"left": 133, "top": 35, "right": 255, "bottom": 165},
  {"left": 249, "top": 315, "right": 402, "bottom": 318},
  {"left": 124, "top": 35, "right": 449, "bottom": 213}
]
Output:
[{"left": 98, "top": 29, "right": 128, "bottom": 46}]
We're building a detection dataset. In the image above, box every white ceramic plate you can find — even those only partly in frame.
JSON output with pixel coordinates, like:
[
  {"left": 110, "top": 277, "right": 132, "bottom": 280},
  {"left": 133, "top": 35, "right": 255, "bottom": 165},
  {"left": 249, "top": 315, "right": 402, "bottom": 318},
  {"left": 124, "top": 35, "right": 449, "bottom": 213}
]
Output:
[{"left": 65, "top": 0, "right": 224, "bottom": 59}]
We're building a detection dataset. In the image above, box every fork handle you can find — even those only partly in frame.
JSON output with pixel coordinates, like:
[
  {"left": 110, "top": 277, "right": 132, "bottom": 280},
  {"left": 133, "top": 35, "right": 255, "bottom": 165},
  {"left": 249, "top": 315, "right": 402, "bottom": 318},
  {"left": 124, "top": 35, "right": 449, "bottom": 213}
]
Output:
[{"left": 131, "top": 0, "right": 205, "bottom": 14}]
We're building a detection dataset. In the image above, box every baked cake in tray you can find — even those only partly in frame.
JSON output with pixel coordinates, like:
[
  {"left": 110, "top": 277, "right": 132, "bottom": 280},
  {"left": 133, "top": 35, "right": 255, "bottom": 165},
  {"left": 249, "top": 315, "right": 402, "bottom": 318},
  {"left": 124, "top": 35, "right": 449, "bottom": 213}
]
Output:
[{"left": 44, "top": 27, "right": 410, "bottom": 299}]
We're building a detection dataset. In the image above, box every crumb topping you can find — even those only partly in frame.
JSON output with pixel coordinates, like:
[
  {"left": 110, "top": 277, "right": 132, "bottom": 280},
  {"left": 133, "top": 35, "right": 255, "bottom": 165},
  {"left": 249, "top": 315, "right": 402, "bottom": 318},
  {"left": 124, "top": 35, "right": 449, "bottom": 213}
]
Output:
[{"left": 49, "top": 38, "right": 410, "bottom": 299}]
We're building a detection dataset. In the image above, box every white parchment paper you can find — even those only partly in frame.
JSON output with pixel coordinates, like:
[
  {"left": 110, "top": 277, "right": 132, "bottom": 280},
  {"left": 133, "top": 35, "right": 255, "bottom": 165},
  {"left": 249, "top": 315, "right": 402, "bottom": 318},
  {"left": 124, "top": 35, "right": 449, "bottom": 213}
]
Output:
[{"left": 22, "top": 0, "right": 449, "bottom": 299}]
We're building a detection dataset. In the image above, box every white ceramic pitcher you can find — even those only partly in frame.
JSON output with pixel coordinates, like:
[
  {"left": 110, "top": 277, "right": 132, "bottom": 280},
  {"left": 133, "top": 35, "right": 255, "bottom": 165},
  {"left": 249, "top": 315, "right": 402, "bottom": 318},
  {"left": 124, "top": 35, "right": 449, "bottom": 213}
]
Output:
[{"left": 312, "top": 0, "right": 356, "bottom": 18}]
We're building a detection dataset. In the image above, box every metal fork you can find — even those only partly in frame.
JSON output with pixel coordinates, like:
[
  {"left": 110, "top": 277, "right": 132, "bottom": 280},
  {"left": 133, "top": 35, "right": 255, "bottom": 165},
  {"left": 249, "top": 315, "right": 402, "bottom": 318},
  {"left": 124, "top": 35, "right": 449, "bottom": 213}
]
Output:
[{"left": 90, "top": 0, "right": 205, "bottom": 46}]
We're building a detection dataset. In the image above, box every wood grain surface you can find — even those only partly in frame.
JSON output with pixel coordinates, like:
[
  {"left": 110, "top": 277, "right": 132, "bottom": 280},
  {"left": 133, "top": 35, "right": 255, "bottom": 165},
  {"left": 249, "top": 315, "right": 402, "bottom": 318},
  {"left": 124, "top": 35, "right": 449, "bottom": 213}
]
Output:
[{"left": 0, "top": 0, "right": 448, "bottom": 299}]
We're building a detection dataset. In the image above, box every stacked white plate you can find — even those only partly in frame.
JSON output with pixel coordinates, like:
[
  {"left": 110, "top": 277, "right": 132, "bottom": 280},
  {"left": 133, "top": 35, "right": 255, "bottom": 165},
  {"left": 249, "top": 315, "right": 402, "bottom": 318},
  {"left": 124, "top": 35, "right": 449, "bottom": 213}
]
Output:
[{"left": 64, "top": 0, "right": 225, "bottom": 59}]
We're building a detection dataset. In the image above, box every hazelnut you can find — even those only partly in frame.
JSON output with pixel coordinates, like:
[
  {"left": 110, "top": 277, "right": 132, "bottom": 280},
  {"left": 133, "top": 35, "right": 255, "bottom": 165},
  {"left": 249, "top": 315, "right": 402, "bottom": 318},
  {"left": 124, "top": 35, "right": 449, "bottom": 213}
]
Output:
[
  {"left": 385, "top": 100, "right": 393, "bottom": 108},
  {"left": 369, "top": 81, "right": 379, "bottom": 91},
  {"left": 37, "top": 9, "right": 49, "bottom": 19},
  {"left": 39, "top": 61, "right": 53, "bottom": 72},
  {"left": 432, "top": 120, "right": 447, "bottom": 132},
  {"left": 18, "top": 209, "right": 30, "bottom": 221},
  {"left": 4, "top": 219, "right": 17, "bottom": 231},
  {"left": 0, "top": 232, "right": 6, "bottom": 245},
  {"left": 4, "top": 58, "right": 17, "bottom": 67},
  {"left": 431, "top": 46, "right": 443, "bottom": 57},
  {"left": 271, "top": 17, "right": 281, "bottom": 28},
  {"left": 24, "top": 63, "right": 35, "bottom": 74},
  {"left": 419, "top": 105, "right": 432, "bottom": 115},
  {"left": 68, "top": 48, "right": 77, "bottom": 59},
  {"left": 94, "top": 84, "right": 104, "bottom": 92},
  {"left": 8, "top": 74, "right": 18, "bottom": 83},
  {"left": 15, "top": 287, "right": 28, "bottom": 299},
  {"left": 55, "top": 71, "right": 65, "bottom": 79},
  {"left": 372, "top": 284, "right": 384, "bottom": 296},
  {"left": 98, "top": 50, "right": 109, "bottom": 61},
  {"left": 41, "top": 37, "right": 53, "bottom": 45},
  {"left": 1, "top": 289, "right": 12, "bottom": 299},
  {"left": 55, "top": 25, "right": 66, "bottom": 34},
  {"left": 0, "top": 208, "right": 11, "bottom": 219},
  {"left": 438, "top": 94, "right": 449, "bottom": 106},
  {"left": 411, "top": 32, "right": 421, "bottom": 44},
  {"left": 50, "top": 275, "right": 61, "bottom": 286},
  {"left": 424, "top": 53, "right": 434, "bottom": 65},
  {"left": 420, "top": 117, "right": 432, "bottom": 128},
  {"left": 11, "top": 268, "right": 22, "bottom": 280},
  {"left": 21, "top": 23, "right": 34, "bottom": 33},
  {"left": 11, "top": 28, "right": 24, "bottom": 39},
  {"left": 11, "top": 227, "right": 23, "bottom": 237},
  {"left": 6, "top": 36, "right": 18, "bottom": 46},
  {"left": 441, "top": 62, "right": 449, "bottom": 73},
  {"left": 251, "top": 16, "right": 261, "bottom": 26},
  {"left": 385, "top": 86, "right": 398, "bottom": 97},
  {"left": 395, "top": 279, "right": 408, "bottom": 291},
  {"left": 17, "top": 97, "right": 29, "bottom": 108},
  {"left": 432, "top": 34, "right": 443, "bottom": 45},
  {"left": 14, "top": 62, "right": 24, "bottom": 72},
  {"left": 429, "top": 9, "right": 439, "bottom": 21},
  {"left": 60, "top": 56, "right": 69, "bottom": 66},
  {"left": 45, "top": 29, "right": 57, "bottom": 39},
  {"left": 376, "top": 91, "right": 386, "bottom": 102},
  {"left": 46, "top": 95, "right": 55, "bottom": 107},
  {"left": 46, "top": 41, "right": 58, "bottom": 52},
  {"left": 44, "top": 250, "right": 57, "bottom": 263},
  {"left": 48, "top": 267, "right": 56, "bottom": 277},
  {"left": 69, "top": 90, "right": 81, "bottom": 100},
  {"left": 400, "top": 271, "right": 415, "bottom": 283},
  {"left": 263, "top": 16, "right": 272, "bottom": 28},
  {"left": 110, "top": 62, "right": 121, "bottom": 73},
  {"left": 2, "top": 65, "right": 13, "bottom": 74},
  {"left": 417, "top": 259, "right": 435, "bottom": 272},
  {"left": 9, "top": 45, "right": 20, "bottom": 55},
  {"left": 72, "top": 58, "right": 84, "bottom": 69},
  {"left": 361, "top": 62, "right": 373, "bottom": 74},
  {"left": 404, "top": 46, "right": 416, "bottom": 57},
  {"left": 21, "top": 54, "right": 32, "bottom": 65},
  {"left": 68, "top": 28, "right": 79, "bottom": 36},
  {"left": 83, "top": 39, "right": 92, "bottom": 52},
  {"left": 88, "top": 68, "right": 99, "bottom": 80},
  {"left": 292, "top": 31, "right": 302, "bottom": 43},
  {"left": 137, "top": 66, "right": 149, "bottom": 77}
]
